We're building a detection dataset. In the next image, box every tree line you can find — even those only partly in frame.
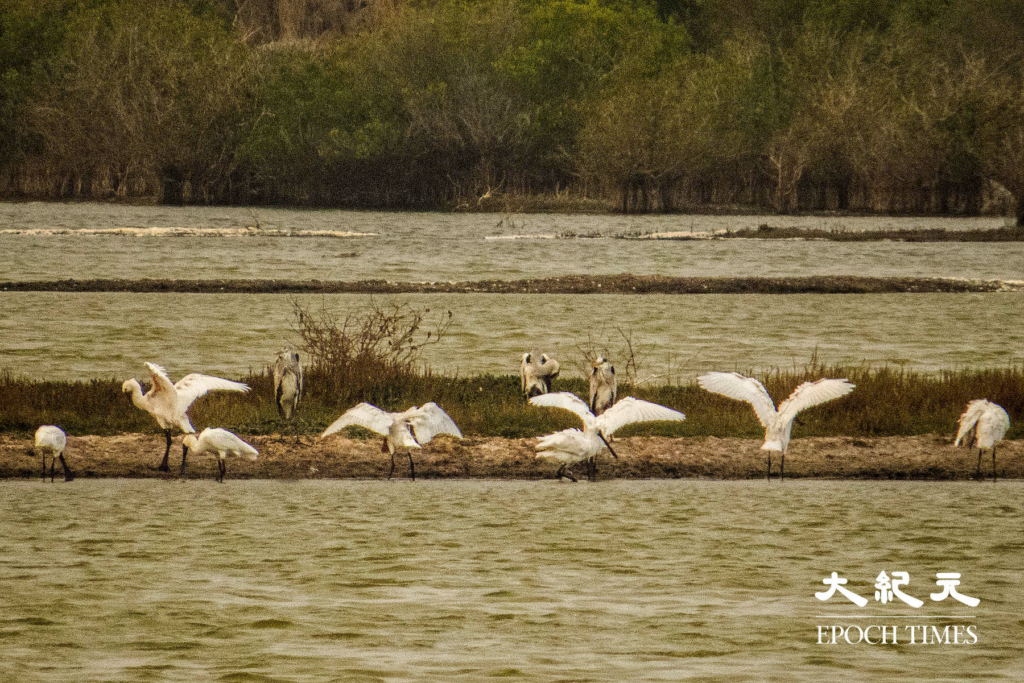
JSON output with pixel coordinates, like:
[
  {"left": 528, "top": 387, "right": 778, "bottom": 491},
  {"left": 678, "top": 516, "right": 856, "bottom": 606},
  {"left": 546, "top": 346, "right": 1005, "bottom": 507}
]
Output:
[{"left": 1, "top": 0, "right": 1022, "bottom": 221}]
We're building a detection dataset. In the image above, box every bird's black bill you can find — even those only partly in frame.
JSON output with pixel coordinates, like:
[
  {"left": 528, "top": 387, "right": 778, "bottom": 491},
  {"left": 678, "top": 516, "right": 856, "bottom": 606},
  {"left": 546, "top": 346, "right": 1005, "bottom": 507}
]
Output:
[{"left": 598, "top": 432, "right": 619, "bottom": 459}]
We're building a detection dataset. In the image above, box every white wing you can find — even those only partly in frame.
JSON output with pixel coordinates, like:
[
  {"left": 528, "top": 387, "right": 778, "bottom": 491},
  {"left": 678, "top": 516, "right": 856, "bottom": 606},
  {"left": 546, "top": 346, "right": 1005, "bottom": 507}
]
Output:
[
  {"left": 322, "top": 402, "right": 395, "bottom": 437},
  {"left": 529, "top": 392, "right": 596, "bottom": 427},
  {"left": 776, "top": 379, "right": 855, "bottom": 421},
  {"left": 146, "top": 362, "right": 177, "bottom": 398},
  {"left": 406, "top": 402, "right": 462, "bottom": 443},
  {"left": 174, "top": 373, "right": 250, "bottom": 410},
  {"left": 594, "top": 397, "right": 686, "bottom": 436},
  {"left": 697, "top": 372, "right": 777, "bottom": 427},
  {"left": 955, "top": 400, "right": 988, "bottom": 446}
]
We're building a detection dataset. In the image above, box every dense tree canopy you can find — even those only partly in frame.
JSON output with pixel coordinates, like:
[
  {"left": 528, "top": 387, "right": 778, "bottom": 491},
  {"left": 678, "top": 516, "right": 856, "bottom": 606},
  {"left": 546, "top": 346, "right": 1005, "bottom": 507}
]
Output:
[{"left": 1, "top": 0, "right": 1022, "bottom": 220}]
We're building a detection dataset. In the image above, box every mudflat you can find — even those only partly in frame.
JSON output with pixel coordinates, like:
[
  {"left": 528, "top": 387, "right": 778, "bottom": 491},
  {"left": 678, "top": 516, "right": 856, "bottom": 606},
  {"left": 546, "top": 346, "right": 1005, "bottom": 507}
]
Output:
[{"left": 3, "top": 434, "right": 1020, "bottom": 481}]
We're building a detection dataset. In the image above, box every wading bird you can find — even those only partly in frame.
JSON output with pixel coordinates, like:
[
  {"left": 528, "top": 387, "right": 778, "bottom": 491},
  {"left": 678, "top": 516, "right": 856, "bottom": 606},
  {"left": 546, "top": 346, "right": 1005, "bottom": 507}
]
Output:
[
  {"left": 272, "top": 348, "right": 303, "bottom": 420},
  {"left": 321, "top": 403, "right": 462, "bottom": 480},
  {"left": 589, "top": 357, "right": 616, "bottom": 415},
  {"left": 521, "top": 352, "right": 560, "bottom": 399},
  {"left": 31, "top": 425, "right": 74, "bottom": 482},
  {"left": 955, "top": 399, "right": 1010, "bottom": 481},
  {"left": 697, "top": 372, "right": 855, "bottom": 481},
  {"left": 530, "top": 392, "right": 685, "bottom": 481},
  {"left": 181, "top": 428, "right": 258, "bottom": 483},
  {"left": 122, "top": 363, "right": 250, "bottom": 471}
]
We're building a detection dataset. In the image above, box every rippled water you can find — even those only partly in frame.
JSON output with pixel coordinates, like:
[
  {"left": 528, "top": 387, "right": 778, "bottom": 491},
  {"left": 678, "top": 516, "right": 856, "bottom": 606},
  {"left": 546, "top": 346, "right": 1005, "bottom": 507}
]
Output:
[
  {"left": 0, "top": 203, "right": 1020, "bottom": 281},
  {"left": 1, "top": 480, "right": 1021, "bottom": 682},
  {"left": 3, "top": 291, "right": 1022, "bottom": 380}
]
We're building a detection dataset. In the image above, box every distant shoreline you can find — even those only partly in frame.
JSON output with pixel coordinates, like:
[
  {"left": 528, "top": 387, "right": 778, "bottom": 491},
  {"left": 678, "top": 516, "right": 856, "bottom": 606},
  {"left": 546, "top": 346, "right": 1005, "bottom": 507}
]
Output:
[
  {"left": 2, "top": 434, "right": 1020, "bottom": 481},
  {"left": 2, "top": 276, "right": 1018, "bottom": 295}
]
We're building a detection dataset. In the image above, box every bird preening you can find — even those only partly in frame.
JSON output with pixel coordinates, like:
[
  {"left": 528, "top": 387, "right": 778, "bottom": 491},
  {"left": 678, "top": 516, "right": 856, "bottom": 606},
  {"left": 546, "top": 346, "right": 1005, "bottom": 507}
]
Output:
[
  {"left": 530, "top": 392, "right": 685, "bottom": 481},
  {"left": 589, "top": 357, "right": 616, "bottom": 416},
  {"left": 273, "top": 348, "right": 303, "bottom": 420},
  {"left": 122, "top": 363, "right": 250, "bottom": 471},
  {"left": 31, "top": 425, "right": 74, "bottom": 482},
  {"left": 321, "top": 402, "right": 462, "bottom": 480},
  {"left": 955, "top": 399, "right": 1010, "bottom": 482},
  {"left": 697, "top": 372, "right": 855, "bottom": 481},
  {"left": 520, "top": 352, "right": 560, "bottom": 399}
]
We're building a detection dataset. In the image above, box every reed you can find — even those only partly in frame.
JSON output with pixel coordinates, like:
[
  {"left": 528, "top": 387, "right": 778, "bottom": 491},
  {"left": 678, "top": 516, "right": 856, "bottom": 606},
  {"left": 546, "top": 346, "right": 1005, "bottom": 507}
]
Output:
[{"left": 2, "top": 365, "right": 1021, "bottom": 441}]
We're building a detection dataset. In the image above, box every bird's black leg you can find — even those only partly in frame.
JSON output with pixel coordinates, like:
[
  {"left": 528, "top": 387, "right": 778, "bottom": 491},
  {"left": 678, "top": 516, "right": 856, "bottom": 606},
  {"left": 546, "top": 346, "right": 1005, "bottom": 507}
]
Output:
[
  {"left": 781, "top": 453, "right": 785, "bottom": 482},
  {"left": 976, "top": 449, "right": 982, "bottom": 478},
  {"left": 766, "top": 453, "right": 771, "bottom": 481},
  {"left": 590, "top": 456, "right": 598, "bottom": 482},
  {"left": 59, "top": 455, "right": 74, "bottom": 482},
  {"left": 158, "top": 430, "right": 172, "bottom": 471},
  {"left": 41, "top": 455, "right": 47, "bottom": 481},
  {"left": 556, "top": 463, "right": 569, "bottom": 481},
  {"left": 49, "top": 457, "right": 55, "bottom": 483},
  {"left": 180, "top": 446, "right": 188, "bottom": 478},
  {"left": 388, "top": 452, "right": 395, "bottom": 480},
  {"left": 408, "top": 453, "right": 416, "bottom": 481},
  {"left": 564, "top": 467, "right": 578, "bottom": 483},
  {"left": 992, "top": 446, "right": 997, "bottom": 483},
  {"left": 217, "top": 459, "right": 226, "bottom": 483}
]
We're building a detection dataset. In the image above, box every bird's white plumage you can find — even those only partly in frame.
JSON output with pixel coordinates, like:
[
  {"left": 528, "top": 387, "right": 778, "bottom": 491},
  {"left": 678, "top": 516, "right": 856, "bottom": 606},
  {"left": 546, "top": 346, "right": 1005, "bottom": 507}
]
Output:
[
  {"left": 955, "top": 399, "right": 1010, "bottom": 449},
  {"left": 697, "top": 373, "right": 855, "bottom": 454},
  {"left": 405, "top": 402, "right": 463, "bottom": 443},
  {"left": 530, "top": 392, "right": 685, "bottom": 477},
  {"left": 529, "top": 392, "right": 686, "bottom": 436},
  {"left": 697, "top": 372, "right": 776, "bottom": 427},
  {"left": 183, "top": 427, "right": 258, "bottom": 461},
  {"left": 123, "top": 362, "right": 250, "bottom": 433},
  {"left": 34, "top": 425, "right": 66, "bottom": 455},
  {"left": 321, "top": 402, "right": 461, "bottom": 446},
  {"left": 529, "top": 392, "right": 596, "bottom": 427},
  {"left": 321, "top": 402, "right": 396, "bottom": 437}
]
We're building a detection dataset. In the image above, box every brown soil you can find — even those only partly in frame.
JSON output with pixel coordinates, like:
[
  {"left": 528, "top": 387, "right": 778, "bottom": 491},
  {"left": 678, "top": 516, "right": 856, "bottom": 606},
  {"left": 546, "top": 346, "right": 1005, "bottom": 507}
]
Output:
[
  {"left": 0, "top": 275, "right": 1011, "bottom": 295},
  {"left": 3, "top": 434, "right": 1020, "bottom": 481}
]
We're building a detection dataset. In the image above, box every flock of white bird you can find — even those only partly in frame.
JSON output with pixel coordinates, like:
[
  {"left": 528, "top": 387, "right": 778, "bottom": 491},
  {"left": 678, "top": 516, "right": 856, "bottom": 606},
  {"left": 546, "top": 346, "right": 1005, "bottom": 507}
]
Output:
[{"left": 28, "top": 350, "right": 1011, "bottom": 483}]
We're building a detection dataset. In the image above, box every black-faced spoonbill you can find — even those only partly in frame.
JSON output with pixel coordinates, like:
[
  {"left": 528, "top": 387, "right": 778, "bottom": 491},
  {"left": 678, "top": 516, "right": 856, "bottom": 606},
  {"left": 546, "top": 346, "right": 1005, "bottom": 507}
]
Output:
[
  {"left": 181, "top": 428, "right": 258, "bottom": 482},
  {"left": 122, "top": 362, "right": 250, "bottom": 471},
  {"left": 697, "top": 372, "right": 855, "bottom": 481},
  {"left": 530, "top": 392, "right": 685, "bottom": 481},
  {"left": 520, "top": 352, "right": 560, "bottom": 399},
  {"left": 31, "top": 426, "right": 74, "bottom": 482},
  {"left": 320, "top": 402, "right": 462, "bottom": 480},
  {"left": 955, "top": 399, "right": 1010, "bottom": 481}
]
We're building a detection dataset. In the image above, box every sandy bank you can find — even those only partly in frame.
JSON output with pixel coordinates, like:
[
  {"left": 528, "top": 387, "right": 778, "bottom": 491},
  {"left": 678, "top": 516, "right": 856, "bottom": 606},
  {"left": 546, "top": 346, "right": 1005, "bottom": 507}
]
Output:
[{"left": 2, "top": 434, "right": 1020, "bottom": 481}]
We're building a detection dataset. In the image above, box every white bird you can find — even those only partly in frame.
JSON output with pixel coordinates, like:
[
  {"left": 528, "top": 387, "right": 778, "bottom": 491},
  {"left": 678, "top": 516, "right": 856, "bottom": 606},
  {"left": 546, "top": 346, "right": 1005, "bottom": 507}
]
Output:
[
  {"left": 530, "top": 392, "right": 685, "bottom": 481},
  {"left": 273, "top": 348, "right": 303, "bottom": 420},
  {"left": 122, "top": 363, "right": 250, "bottom": 472},
  {"left": 181, "top": 428, "right": 258, "bottom": 482},
  {"left": 697, "top": 372, "right": 855, "bottom": 481},
  {"left": 321, "top": 402, "right": 462, "bottom": 480},
  {"left": 31, "top": 426, "right": 74, "bottom": 482},
  {"left": 955, "top": 399, "right": 1010, "bottom": 481},
  {"left": 521, "top": 352, "right": 560, "bottom": 399},
  {"left": 589, "top": 357, "right": 617, "bottom": 415}
]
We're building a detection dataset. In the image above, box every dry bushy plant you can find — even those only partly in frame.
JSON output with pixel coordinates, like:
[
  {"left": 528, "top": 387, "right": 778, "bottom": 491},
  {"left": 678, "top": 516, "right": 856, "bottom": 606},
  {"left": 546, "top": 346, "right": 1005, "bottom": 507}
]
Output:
[{"left": 292, "top": 298, "right": 452, "bottom": 405}]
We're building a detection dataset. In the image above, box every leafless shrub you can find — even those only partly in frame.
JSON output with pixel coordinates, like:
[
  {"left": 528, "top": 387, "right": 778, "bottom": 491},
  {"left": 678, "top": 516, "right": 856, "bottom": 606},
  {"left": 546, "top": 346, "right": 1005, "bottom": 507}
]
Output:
[
  {"left": 292, "top": 298, "right": 452, "bottom": 403},
  {"left": 573, "top": 326, "right": 662, "bottom": 388}
]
